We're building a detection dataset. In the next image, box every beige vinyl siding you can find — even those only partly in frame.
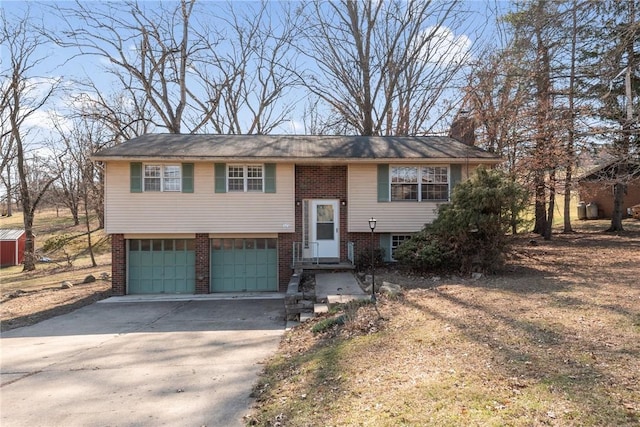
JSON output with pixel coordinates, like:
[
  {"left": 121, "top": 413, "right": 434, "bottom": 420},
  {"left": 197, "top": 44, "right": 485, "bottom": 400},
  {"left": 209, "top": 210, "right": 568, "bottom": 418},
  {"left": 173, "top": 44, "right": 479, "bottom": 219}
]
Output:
[
  {"left": 104, "top": 161, "right": 295, "bottom": 234},
  {"left": 347, "top": 163, "right": 477, "bottom": 233},
  {"left": 124, "top": 234, "right": 196, "bottom": 239}
]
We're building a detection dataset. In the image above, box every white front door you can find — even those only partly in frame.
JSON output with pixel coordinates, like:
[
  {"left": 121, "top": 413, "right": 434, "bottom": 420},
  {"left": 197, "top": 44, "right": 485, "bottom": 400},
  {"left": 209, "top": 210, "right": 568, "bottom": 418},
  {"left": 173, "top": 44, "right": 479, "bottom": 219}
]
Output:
[{"left": 311, "top": 200, "right": 340, "bottom": 259}]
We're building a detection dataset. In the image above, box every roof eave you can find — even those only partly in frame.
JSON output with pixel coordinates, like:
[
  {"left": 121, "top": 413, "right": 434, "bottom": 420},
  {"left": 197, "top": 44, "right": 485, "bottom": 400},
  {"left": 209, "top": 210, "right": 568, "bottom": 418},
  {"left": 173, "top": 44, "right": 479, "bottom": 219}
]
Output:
[{"left": 93, "top": 155, "right": 503, "bottom": 164}]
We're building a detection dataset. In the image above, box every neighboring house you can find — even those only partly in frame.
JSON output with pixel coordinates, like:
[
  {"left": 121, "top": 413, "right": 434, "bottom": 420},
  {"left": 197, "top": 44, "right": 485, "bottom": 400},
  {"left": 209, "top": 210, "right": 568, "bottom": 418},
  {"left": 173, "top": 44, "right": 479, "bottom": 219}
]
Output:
[
  {"left": 93, "top": 134, "right": 501, "bottom": 296},
  {"left": 577, "top": 160, "right": 640, "bottom": 219},
  {"left": 0, "top": 229, "right": 26, "bottom": 268}
]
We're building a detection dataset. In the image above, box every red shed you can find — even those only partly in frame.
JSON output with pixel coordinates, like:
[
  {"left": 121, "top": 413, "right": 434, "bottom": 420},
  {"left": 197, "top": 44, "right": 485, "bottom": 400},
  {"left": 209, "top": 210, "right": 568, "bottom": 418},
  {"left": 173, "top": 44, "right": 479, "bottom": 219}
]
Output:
[{"left": 0, "top": 229, "right": 27, "bottom": 267}]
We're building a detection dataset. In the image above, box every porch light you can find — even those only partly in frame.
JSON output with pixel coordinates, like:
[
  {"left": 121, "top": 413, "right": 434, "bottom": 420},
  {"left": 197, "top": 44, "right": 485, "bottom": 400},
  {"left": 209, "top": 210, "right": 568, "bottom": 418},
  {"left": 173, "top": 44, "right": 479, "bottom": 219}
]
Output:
[{"left": 369, "top": 217, "right": 377, "bottom": 302}]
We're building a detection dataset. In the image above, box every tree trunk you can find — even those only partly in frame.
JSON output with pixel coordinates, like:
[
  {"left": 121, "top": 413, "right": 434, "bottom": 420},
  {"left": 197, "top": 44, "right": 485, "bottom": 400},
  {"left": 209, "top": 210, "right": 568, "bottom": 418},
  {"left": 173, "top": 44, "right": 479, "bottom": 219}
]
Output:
[
  {"left": 16, "top": 131, "right": 36, "bottom": 270},
  {"left": 563, "top": 0, "right": 578, "bottom": 234},
  {"left": 544, "top": 170, "right": 556, "bottom": 240},
  {"left": 607, "top": 0, "right": 635, "bottom": 232},
  {"left": 607, "top": 181, "right": 626, "bottom": 232},
  {"left": 83, "top": 193, "right": 97, "bottom": 267},
  {"left": 22, "top": 212, "right": 36, "bottom": 271},
  {"left": 563, "top": 166, "right": 574, "bottom": 233},
  {"left": 5, "top": 168, "right": 13, "bottom": 217},
  {"left": 71, "top": 204, "right": 80, "bottom": 225},
  {"left": 533, "top": 174, "right": 547, "bottom": 235}
]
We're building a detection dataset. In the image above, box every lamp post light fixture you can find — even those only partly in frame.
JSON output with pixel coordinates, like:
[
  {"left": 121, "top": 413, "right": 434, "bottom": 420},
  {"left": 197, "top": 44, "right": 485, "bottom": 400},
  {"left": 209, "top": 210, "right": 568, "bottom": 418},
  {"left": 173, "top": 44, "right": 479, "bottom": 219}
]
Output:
[{"left": 368, "top": 217, "right": 377, "bottom": 302}]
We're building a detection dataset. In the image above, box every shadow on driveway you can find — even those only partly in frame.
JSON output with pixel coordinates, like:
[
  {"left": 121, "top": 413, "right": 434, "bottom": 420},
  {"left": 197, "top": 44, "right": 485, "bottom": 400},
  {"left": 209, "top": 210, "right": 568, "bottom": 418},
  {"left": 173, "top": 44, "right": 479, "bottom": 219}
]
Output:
[{"left": 1, "top": 299, "right": 285, "bottom": 427}]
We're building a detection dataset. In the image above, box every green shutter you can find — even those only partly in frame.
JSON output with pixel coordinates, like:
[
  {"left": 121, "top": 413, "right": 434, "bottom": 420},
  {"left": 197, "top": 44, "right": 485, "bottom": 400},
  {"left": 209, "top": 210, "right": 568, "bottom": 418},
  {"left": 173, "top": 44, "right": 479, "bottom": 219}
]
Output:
[
  {"left": 450, "top": 164, "right": 462, "bottom": 198},
  {"left": 379, "top": 234, "right": 391, "bottom": 262},
  {"left": 377, "top": 164, "right": 389, "bottom": 202},
  {"left": 264, "top": 163, "right": 276, "bottom": 193},
  {"left": 181, "top": 163, "right": 194, "bottom": 193},
  {"left": 215, "top": 163, "right": 226, "bottom": 193},
  {"left": 130, "top": 162, "right": 142, "bottom": 193}
]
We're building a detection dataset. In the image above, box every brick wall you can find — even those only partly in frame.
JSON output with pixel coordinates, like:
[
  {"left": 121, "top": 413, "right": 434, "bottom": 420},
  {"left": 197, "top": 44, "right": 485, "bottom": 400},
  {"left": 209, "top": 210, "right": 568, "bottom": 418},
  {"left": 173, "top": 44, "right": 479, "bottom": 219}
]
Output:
[
  {"left": 295, "top": 165, "right": 349, "bottom": 260},
  {"left": 347, "top": 231, "right": 380, "bottom": 265},
  {"left": 195, "top": 233, "right": 210, "bottom": 294},
  {"left": 111, "top": 234, "right": 126, "bottom": 295},
  {"left": 278, "top": 232, "right": 295, "bottom": 291},
  {"left": 579, "top": 179, "right": 640, "bottom": 219}
]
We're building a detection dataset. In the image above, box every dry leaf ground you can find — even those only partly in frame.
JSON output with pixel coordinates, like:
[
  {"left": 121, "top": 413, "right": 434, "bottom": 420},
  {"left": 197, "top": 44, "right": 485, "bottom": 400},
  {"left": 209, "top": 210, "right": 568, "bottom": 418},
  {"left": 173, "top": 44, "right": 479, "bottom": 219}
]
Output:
[
  {"left": 0, "top": 210, "right": 111, "bottom": 332},
  {"left": 250, "top": 221, "right": 640, "bottom": 426}
]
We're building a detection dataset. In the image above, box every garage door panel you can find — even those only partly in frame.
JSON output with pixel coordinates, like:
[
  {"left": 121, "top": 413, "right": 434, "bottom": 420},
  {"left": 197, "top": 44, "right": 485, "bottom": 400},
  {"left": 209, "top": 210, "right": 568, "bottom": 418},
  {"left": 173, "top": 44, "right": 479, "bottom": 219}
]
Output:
[
  {"left": 245, "top": 277, "right": 257, "bottom": 291},
  {"left": 128, "top": 239, "right": 196, "bottom": 294},
  {"left": 210, "top": 238, "right": 277, "bottom": 292}
]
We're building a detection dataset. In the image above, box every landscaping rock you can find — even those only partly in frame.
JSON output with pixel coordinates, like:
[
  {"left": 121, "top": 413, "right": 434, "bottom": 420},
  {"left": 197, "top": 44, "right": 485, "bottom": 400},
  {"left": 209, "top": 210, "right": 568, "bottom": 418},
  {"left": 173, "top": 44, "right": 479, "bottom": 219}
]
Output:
[
  {"left": 380, "top": 282, "right": 402, "bottom": 296},
  {"left": 61, "top": 281, "right": 73, "bottom": 289},
  {"left": 83, "top": 274, "right": 96, "bottom": 284}
]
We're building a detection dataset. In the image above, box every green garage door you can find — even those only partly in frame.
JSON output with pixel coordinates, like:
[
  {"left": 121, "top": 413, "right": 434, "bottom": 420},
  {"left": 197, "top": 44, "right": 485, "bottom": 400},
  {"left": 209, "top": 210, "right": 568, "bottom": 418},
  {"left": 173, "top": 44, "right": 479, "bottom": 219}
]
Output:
[
  {"left": 210, "top": 238, "right": 278, "bottom": 292},
  {"left": 128, "top": 239, "right": 196, "bottom": 294}
]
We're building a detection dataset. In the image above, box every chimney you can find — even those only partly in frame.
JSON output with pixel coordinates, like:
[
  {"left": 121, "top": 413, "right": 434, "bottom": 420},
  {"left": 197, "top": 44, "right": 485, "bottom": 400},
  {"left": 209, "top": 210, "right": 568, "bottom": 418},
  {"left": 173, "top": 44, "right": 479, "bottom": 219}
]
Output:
[{"left": 449, "top": 109, "right": 475, "bottom": 146}]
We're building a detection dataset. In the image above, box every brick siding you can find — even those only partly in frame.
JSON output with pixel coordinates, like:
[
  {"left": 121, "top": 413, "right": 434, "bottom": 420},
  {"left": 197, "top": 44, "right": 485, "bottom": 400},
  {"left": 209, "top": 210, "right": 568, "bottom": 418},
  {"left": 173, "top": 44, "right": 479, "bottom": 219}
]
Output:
[
  {"left": 195, "top": 233, "right": 210, "bottom": 294},
  {"left": 347, "top": 231, "right": 380, "bottom": 264},
  {"left": 278, "top": 232, "right": 295, "bottom": 291},
  {"left": 111, "top": 234, "right": 126, "bottom": 296},
  {"left": 579, "top": 179, "right": 640, "bottom": 219}
]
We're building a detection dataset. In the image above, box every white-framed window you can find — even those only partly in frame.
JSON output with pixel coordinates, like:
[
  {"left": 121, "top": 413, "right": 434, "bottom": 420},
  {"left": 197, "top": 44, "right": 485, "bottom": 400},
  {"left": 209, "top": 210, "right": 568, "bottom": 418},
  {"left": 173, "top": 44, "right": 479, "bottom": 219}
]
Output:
[
  {"left": 391, "top": 234, "right": 413, "bottom": 260},
  {"left": 421, "top": 166, "right": 449, "bottom": 201},
  {"left": 227, "top": 164, "right": 264, "bottom": 192},
  {"left": 144, "top": 164, "right": 182, "bottom": 192},
  {"left": 390, "top": 166, "right": 449, "bottom": 201}
]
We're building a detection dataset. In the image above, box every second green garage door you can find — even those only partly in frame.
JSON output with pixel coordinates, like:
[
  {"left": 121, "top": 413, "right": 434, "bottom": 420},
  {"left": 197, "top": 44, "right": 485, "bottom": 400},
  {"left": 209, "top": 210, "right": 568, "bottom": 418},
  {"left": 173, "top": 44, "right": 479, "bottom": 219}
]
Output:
[
  {"left": 128, "top": 239, "right": 196, "bottom": 294},
  {"left": 210, "top": 238, "right": 278, "bottom": 292}
]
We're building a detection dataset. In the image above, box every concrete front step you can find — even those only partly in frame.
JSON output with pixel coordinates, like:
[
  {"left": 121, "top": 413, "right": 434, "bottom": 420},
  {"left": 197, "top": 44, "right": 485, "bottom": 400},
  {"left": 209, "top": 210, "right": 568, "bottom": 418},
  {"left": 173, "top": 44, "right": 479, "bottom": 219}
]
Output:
[
  {"left": 314, "top": 303, "right": 329, "bottom": 314},
  {"left": 327, "top": 294, "right": 371, "bottom": 304},
  {"left": 300, "top": 312, "right": 315, "bottom": 322},
  {"left": 315, "top": 272, "right": 367, "bottom": 301}
]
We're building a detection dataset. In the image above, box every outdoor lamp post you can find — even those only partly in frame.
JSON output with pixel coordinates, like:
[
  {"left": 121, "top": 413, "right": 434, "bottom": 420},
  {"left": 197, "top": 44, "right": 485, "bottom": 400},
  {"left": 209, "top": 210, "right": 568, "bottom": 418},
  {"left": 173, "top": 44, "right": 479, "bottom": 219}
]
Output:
[{"left": 369, "top": 217, "right": 377, "bottom": 302}]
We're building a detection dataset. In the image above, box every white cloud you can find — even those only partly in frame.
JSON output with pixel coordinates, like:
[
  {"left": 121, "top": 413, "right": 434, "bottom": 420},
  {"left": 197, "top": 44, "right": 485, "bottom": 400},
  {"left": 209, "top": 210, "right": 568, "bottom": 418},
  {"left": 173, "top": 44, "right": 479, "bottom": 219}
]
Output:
[{"left": 419, "top": 26, "right": 471, "bottom": 67}]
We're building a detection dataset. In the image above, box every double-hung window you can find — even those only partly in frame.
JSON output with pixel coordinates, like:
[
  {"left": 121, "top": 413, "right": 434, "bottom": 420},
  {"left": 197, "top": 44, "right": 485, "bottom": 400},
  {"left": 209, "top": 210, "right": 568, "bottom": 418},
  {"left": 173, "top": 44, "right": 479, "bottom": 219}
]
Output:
[
  {"left": 390, "top": 166, "right": 449, "bottom": 201},
  {"left": 391, "top": 234, "right": 413, "bottom": 260},
  {"left": 228, "top": 164, "right": 264, "bottom": 192},
  {"left": 421, "top": 166, "right": 449, "bottom": 201},
  {"left": 144, "top": 164, "right": 181, "bottom": 192}
]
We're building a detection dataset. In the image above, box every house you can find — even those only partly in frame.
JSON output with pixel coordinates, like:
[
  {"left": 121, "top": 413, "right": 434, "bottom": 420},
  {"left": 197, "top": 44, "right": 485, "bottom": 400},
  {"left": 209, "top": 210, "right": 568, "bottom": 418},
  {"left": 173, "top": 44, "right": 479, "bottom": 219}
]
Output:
[
  {"left": 0, "top": 229, "right": 26, "bottom": 268},
  {"left": 577, "top": 160, "right": 640, "bottom": 219},
  {"left": 93, "top": 134, "right": 501, "bottom": 296}
]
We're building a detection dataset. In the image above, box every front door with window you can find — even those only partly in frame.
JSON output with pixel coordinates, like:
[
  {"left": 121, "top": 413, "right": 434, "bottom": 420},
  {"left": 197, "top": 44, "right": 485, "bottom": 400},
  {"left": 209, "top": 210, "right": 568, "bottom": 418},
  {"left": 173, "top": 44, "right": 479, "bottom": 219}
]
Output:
[{"left": 311, "top": 200, "right": 340, "bottom": 259}]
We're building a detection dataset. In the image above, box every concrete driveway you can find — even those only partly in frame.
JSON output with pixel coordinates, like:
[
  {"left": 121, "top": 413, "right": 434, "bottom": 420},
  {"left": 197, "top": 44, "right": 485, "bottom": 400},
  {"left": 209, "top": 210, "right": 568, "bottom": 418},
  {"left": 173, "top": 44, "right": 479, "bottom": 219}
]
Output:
[{"left": 0, "top": 297, "right": 285, "bottom": 427}]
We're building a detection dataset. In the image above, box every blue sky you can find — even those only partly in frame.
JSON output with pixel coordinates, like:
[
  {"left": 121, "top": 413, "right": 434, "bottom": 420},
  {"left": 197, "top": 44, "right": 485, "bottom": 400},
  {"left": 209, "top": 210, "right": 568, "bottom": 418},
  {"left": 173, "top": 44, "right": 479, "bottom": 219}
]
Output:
[{"left": 1, "top": 0, "right": 513, "bottom": 141}]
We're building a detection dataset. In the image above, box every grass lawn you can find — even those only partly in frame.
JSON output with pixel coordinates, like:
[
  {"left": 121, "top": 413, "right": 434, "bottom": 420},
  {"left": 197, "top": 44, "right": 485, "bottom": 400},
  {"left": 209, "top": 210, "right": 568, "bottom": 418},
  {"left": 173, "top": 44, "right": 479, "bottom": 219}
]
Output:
[
  {"left": 250, "top": 219, "right": 640, "bottom": 426},
  {"left": 1, "top": 209, "right": 111, "bottom": 292}
]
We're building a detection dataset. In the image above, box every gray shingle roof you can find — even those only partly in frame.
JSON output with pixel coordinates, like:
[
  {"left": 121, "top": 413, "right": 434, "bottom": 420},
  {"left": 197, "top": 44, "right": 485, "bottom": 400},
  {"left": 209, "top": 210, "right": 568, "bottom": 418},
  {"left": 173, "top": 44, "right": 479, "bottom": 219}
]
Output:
[{"left": 93, "top": 134, "right": 501, "bottom": 162}]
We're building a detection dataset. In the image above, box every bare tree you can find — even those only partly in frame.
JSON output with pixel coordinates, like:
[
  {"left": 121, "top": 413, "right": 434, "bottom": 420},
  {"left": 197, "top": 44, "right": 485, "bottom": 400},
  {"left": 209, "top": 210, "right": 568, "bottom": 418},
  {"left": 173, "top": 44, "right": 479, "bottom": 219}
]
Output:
[
  {"left": 1, "top": 19, "right": 15, "bottom": 217},
  {"left": 295, "top": 0, "right": 476, "bottom": 136},
  {"left": 53, "top": 0, "right": 205, "bottom": 134},
  {"left": 1, "top": 7, "right": 61, "bottom": 270},
  {"left": 465, "top": 46, "right": 529, "bottom": 174},
  {"left": 585, "top": 0, "right": 639, "bottom": 232},
  {"left": 52, "top": 0, "right": 300, "bottom": 135}
]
